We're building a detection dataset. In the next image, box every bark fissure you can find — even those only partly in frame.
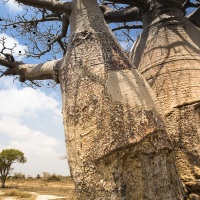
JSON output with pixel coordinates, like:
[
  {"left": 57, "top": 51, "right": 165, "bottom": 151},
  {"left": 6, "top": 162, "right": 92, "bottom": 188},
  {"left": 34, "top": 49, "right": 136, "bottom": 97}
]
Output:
[
  {"left": 55, "top": 0, "right": 186, "bottom": 199},
  {"left": 130, "top": 1, "right": 200, "bottom": 197}
]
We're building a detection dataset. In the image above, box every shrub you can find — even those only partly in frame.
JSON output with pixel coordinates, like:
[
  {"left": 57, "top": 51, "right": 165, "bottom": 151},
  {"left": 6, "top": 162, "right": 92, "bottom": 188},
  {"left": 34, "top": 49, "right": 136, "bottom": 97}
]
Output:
[
  {"left": 36, "top": 174, "right": 41, "bottom": 179},
  {"left": 12, "top": 172, "right": 26, "bottom": 179},
  {"left": 43, "top": 173, "right": 65, "bottom": 182}
]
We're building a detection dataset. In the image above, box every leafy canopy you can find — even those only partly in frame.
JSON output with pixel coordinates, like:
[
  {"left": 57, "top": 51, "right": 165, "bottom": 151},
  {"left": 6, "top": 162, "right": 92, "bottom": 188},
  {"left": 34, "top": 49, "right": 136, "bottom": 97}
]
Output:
[{"left": 0, "top": 149, "right": 27, "bottom": 177}]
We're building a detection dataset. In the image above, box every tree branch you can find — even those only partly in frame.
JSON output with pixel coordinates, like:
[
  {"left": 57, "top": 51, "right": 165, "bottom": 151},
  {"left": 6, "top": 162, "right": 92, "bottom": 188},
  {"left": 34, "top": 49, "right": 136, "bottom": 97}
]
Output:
[
  {"left": 1, "top": 16, "right": 61, "bottom": 29},
  {"left": 26, "top": 14, "right": 69, "bottom": 58},
  {"left": 15, "top": 0, "right": 72, "bottom": 13},
  {"left": 105, "top": 0, "right": 147, "bottom": 8},
  {"left": 103, "top": 6, "right": 142, "bottom": 23},
  {"left": 105, "top": 0, "right": 136, "bottom": 5},
  {"left": 0, "top": 55, "right": 22, "bottom": 69},
  {"left": 47, "top": 14, "right": 69, "bottom": 55},
  {"left": 189, "top": 2, "right": 200, "bottom": 7},
  {"left": 0, "top": 56, "right": 61, "bottom": 82},
  {"left": 187, "top": 6, "right": 200, "bottom": 28},
  {"left": 112, "top": 24, "right": 142, "bottom": 31}
]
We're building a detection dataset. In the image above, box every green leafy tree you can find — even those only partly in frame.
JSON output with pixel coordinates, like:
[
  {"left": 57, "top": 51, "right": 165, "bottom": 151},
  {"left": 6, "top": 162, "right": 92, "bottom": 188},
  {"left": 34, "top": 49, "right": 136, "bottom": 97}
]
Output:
[{"left": 0, "top": 149, "right": 27, "bottom": 188}]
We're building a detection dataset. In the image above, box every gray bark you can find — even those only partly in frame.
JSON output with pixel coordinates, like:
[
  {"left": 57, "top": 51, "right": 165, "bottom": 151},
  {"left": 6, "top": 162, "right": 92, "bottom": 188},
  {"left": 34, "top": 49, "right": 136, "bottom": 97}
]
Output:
[
  {"left": 103, "top": 6, "right": 142, "bottom": 23},
  {"left": 0, "top": 58, "right": 61, "bottom": 82},
  {"left": 15, "top": 0, "right": 72, "bottom": 13}
]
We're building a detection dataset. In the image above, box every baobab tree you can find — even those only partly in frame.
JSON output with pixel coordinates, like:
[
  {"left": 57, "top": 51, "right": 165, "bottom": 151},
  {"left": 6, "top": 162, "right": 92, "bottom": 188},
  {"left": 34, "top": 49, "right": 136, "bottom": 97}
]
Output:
[
  {"left": 0, "top": 0, "right": 199, "bottom": 199},
  {"left": 129, "top": 0, "right": 200, "bottom": 199}
]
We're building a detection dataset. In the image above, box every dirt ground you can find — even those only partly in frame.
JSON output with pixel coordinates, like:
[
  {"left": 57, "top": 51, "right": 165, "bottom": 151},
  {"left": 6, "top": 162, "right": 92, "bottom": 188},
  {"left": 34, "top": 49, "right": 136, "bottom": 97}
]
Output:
[{"left": 0, "top": 179, "right": 77, "bottom": 200}]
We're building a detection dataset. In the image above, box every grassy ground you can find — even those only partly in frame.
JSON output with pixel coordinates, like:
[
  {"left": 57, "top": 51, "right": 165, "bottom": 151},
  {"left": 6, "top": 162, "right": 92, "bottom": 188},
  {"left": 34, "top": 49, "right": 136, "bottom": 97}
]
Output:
[
  {"left": 0, "top": 178, "right": 77, "bottom": 199},
  {"left": 0, "top": 189, "right": 36, "bottom": 199}
]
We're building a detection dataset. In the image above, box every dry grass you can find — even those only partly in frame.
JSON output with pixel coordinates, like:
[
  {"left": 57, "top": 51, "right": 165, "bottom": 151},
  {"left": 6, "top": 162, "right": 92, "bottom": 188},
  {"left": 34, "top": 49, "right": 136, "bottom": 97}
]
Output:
[
  {"left": 2, "top": 189, "right": 35, "bottom": 199},
  {"left": 0, "top": 178, "right": 77, "bottom": 199}
]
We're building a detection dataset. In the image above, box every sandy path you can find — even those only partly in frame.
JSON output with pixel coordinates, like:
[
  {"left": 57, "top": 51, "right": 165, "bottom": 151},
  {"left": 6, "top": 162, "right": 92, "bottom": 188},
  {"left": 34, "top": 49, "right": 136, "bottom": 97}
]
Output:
[
  {"left": 35, "top": 194, "right": 65, "bottom": 200},
  {"left": 0, "top": 191, "right": 65, "bottom": 200}
]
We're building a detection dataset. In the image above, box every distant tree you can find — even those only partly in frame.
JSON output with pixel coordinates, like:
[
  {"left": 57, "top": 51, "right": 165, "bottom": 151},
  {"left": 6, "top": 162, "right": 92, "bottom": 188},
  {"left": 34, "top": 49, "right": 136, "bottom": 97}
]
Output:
[
  {"left": 13, "top": 172, "right": 26, "bottom": 179},
  {"left": 0, "top": 149, "right": 27, "bottom": 188},
  {"left": 41, "top": 172, "right": 50, "bottom": 179},
  {"left": 36, "top": 174, "right": 41, "bottom": 179}
]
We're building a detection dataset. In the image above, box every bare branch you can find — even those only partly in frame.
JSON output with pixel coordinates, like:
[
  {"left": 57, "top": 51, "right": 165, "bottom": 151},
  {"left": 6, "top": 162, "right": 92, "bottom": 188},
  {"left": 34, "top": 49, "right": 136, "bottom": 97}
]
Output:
[
  {"left": 0, "top": 55, "right": 22, "bottom": 69},
  {"left": 0, "top": 57, "right": 62, "bottom": 81},
  {"left": 112, "top": 24, "right": 142, "bottom": 31},
  {"left": 104, "top": 0, "right": 136, "bottom": 6},
  {"left": 15, "top": 0, "right": 72, "bottom": 13},
  {"left": 189, "top": 2, "right": 200, "bottom": 7},
  {"left": 182, "top": 0, "right": 190, "bottom": 14},
  {"left": 0, "top": 37, "right": 17, "bottom": 56},
  {"left": 26, "top": 14, "right": 69, "bottom": 58},
  {"left": 1, "top": 16, "right": 61, "bottom": 29},
  {"left": 187, "top": 6, "right": 200, "bottom": 28},
  {"left": 103, "top": 6, "right": 142, "bottom": 23},
  {"left": 46, "top": 14, "right": 69, "bottom": 55}
]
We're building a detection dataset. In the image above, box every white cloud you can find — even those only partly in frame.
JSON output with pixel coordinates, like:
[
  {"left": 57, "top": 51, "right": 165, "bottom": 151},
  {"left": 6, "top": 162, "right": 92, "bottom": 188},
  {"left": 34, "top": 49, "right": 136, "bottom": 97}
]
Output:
[
  {"left": 0, "top": 34, "right": 27, "bottom": 61},
  {"left": 0, "top": 77, "right": 69, "bottom": 176},
  {"left": 0, "top": 77, "right": 61, "bottom": 118},
  {"left": 0, "top": 116, "right": 59, "bottom": 156},
  {"left": 5, "top": 0, "right": 23, "bottom": 13}
]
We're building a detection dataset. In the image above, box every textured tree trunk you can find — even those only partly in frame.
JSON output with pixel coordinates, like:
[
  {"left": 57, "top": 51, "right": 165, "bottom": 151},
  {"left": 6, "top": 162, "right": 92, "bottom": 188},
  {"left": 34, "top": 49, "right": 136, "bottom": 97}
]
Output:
[
  {"left": 130, "top": 0, "right": 200, "bottom": 198},
  {"left": 57, "top": 0, "right": 185, "bottom": 199},
  {"left": 1, "top": 176, "right": 6, "bottom": 188}
]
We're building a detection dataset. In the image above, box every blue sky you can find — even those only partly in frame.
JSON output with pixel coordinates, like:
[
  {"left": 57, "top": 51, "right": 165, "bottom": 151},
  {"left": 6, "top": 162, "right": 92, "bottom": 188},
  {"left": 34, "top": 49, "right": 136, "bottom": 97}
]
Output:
[{"left": 0, "top": 0, "right": 69, "bottom": 177}]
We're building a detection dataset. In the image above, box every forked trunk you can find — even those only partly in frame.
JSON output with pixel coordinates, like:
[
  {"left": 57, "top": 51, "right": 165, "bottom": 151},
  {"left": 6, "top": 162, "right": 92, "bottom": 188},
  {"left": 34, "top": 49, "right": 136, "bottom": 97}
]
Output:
[
  {"left": 57, "top": 0, "right": 185, "bottom": 199},
  {"left": 130, "top": 0, "right": 200, "bottom": 197}
]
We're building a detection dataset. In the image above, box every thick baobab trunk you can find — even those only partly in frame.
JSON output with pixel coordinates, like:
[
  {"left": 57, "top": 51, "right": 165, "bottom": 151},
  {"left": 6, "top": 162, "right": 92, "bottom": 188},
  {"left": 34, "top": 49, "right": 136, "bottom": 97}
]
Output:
[
  {"left": 130, "top": 0, "right": 200, "bottom": 197},
  {"left": 56, "top": 0, "right": 185, "bottom": 199}
]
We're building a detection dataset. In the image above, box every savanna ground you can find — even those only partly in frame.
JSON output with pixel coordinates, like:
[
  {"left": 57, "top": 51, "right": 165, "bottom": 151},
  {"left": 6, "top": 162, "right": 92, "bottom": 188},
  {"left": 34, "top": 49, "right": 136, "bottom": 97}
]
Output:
[{"left": 0, "top": 177, "right": 76, "bottom": 200}]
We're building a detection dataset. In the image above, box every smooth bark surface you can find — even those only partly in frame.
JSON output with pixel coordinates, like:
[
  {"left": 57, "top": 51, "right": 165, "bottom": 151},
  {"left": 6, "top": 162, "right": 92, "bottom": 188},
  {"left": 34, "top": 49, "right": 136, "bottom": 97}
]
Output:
[
  {"left": 1, "top": 58, "right": 60, "bottom": 82},
  {"left": 130, "top": 0, "right": 200, "bottom": 198},
  {"left": 15, "top": 0, "right": 72, "bottom": 13},
  {"left": 103, "top": 6, "right": 142, "bottom": 23}
]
